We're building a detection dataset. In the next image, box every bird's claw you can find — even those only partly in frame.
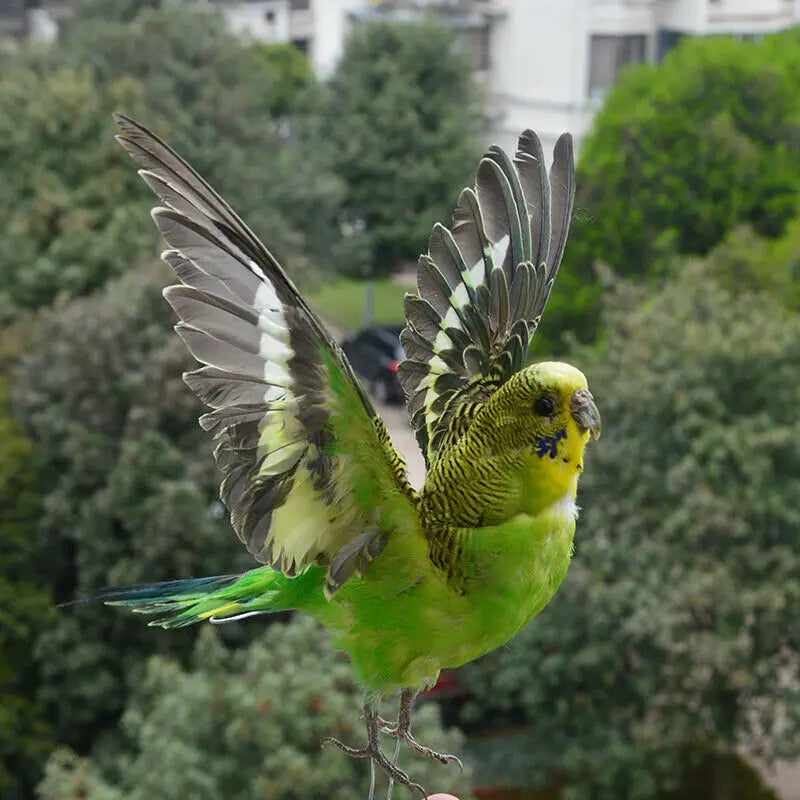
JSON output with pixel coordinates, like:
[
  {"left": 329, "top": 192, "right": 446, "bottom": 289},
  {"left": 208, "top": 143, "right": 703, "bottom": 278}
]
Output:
[
  {"left": 378, "top": 688, "right": 464, "bottom": 774},
  {"left": 377, "top": 722, "right": 464, "bottom": 772},
  {"left": 321, "top": 735, "right": 426, "bottom": 796}
]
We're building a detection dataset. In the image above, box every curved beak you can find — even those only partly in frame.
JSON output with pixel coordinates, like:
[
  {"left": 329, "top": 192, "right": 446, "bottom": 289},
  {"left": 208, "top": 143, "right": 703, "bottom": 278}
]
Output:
[{"left": 570, "top": 388, "right": 601, "bottom": 440}]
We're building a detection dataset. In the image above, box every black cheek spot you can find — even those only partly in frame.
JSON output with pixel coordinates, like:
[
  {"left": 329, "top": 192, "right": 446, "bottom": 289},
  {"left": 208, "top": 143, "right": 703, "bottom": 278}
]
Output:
[{"left": 562, "top": 457, "right": 570, "bottom": 464}]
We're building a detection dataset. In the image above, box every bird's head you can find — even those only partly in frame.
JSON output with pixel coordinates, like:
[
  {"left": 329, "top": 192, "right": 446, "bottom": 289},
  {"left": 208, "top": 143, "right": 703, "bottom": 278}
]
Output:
[{"left": 489, "top": 361, "right": 600, "bottom": 514}]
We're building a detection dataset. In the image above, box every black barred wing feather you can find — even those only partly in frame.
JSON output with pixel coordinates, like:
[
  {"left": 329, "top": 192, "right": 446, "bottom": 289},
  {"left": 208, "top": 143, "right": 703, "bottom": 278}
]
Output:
[
  {"left": 398, "top": 131, "right": 575, "bottom": 465},
  {"left": 115, "top": 115, "right": 417, "bottom": 596}
]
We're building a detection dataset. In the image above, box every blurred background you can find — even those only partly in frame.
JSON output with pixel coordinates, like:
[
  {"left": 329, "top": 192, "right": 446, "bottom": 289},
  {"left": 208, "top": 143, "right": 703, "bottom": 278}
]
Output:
[{"left": 1, "top": 1, "right": 799, "bottom": 798}]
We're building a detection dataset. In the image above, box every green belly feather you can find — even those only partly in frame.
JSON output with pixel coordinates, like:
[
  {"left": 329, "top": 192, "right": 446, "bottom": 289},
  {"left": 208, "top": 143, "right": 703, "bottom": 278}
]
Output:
[{"left": 287, "top": 498, "right": 577, "bottom": 694}]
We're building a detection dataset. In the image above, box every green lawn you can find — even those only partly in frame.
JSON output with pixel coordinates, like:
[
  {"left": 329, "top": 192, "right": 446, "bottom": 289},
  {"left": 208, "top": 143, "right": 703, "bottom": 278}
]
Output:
[{"left": 306, "top": 278, "right": 408, "bottom": 333}]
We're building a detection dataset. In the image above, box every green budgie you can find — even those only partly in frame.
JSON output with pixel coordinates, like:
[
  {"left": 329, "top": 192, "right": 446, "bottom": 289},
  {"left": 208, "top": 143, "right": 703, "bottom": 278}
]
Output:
[{"left": 98, "top": 115, "right": 600, "bottom": 795}]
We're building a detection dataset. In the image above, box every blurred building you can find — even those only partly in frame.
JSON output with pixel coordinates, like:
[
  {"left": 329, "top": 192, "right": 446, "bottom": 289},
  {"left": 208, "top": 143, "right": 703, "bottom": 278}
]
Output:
[
  {"left": 212, "top": 0, "right": 366, "bottom": 77},
  {"left": 0, "top": 0, "right": 66, "bottom": 47},
  {"left": 480, "top": 0, "right": 799, "bottom": 156},
  {"left": 206, "top": 0, "right": 800, "bottom": 155},
  {"left": 2, "top": 0, "right": 797, "bottom": 153}
]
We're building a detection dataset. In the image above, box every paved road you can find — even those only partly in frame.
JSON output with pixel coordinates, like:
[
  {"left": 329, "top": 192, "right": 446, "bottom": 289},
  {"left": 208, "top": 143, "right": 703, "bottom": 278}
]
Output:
[{"left": 375, "top": 400, "right": 426, "bottom": 489}]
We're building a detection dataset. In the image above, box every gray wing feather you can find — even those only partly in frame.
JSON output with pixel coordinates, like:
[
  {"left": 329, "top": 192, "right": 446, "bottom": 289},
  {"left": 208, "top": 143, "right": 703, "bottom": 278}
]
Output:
[
  {"left": 163, "top": 249, "right": 247, "bottom": 308},
  {"left": 164, "top": 286, "right": 262, "bottom": 354},
  {"left": 174, "top": 324, "right": 265, "bottom": 378},
  {"left": 115, "top": 114, "right": 407, "bottom": 588},
  {"left": 183, "top": 367, "right": 269, "bottom": 410},
  {"left": 545, "top": 133, "right": 576, "bottom": 280},
  {"left": 516, "top": 130, "right": 551, "bottom": 269}
]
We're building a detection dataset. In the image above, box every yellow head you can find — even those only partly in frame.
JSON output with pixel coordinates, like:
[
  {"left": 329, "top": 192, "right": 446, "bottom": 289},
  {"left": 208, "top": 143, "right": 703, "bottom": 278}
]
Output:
[{"left": 486, "top": 361, "right": 601, "bottom": 515}]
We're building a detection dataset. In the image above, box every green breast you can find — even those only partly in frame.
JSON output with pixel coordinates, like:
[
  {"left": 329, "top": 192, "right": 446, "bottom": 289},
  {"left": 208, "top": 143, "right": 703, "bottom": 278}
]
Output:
[
  {"left": 445, "top": 506, "right": 577, "bottom": 667},
  {"left": 329, "top": 501, "right": 577, "bottom": 694}
]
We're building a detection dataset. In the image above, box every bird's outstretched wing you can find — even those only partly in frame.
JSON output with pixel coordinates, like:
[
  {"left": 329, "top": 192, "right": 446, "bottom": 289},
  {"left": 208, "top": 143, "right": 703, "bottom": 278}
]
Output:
[
  {"left": 398, "top": 131, "right": 575, "bottom": 466},
  {"left": 115, "top": 115, "right": 417, "bottom": 597}
]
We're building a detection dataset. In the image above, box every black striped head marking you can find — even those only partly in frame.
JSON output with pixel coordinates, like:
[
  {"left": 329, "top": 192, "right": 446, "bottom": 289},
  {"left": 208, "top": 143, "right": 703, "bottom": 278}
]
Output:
[{"left": 419, "top": 360, "right": 598, "bottom": 542}]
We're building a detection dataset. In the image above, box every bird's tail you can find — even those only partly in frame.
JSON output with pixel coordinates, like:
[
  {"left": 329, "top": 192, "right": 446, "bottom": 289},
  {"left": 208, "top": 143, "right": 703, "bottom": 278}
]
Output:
[{"left": 86, "top": 567, "right": 281, "bottom": 628}]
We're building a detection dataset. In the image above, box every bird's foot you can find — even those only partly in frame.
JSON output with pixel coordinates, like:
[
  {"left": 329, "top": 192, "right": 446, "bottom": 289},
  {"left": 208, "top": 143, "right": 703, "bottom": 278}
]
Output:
[
  {"left": 377, "top": 688, "right": 464, "bottom": 772},
  {"left": 321, "top": 734, "right": 425, "bottom": 796},
  {"left": 322, "top": 699, "right": 427, "bottom": 797},
  {"left": 377, "top": 719, "right": 463, "bottom": 770}
]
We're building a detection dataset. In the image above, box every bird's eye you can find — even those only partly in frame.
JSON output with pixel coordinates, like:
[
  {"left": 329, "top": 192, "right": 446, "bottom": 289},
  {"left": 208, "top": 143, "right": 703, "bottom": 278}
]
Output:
[{"left": 534, "top": 396, "right": 556, "bottom": 416}]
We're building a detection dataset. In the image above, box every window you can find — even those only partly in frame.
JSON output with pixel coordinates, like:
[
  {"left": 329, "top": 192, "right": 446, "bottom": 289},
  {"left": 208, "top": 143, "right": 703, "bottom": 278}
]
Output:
[
  {"left": 588, "top": 34, "right": 647, "bottom": 95},
  {"left": 291, "top": 37, "right": 309, "bottom": 54},
  {"left": 290, "top": 0, "right": 310, "bottom": 9},
  {"left": 657, "top": 29, "right": 684, "bottom": 63},
  {"left": 450, "top": 23, "right": 491, "bottom": 72},
  {"left": 264, "top": 9, "right": 275, "bottom": 23},
  {"left": 0, "top": 0, "right": 27, "bottom": 37},
  {"left": 465, "top": 24, "right": 491, "bottom": 71}
]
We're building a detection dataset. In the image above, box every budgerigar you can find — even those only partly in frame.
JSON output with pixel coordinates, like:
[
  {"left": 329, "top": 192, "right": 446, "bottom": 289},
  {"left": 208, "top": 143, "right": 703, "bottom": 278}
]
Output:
[{"left": 97, "top": 115, "right": 600, "bottom": 796}]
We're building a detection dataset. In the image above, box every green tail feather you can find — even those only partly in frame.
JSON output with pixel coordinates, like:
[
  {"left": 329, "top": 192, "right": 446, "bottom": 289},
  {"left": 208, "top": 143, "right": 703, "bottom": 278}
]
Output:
[{"left": 90, "top": 567, "right": 280, "bottom": 628}]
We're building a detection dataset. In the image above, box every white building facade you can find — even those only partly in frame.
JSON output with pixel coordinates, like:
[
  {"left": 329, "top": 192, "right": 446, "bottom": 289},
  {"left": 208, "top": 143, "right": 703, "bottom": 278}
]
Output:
[
  {"left": 210, "top": 0, "right": 799, "bottom": 156},
  {"left": 210, "top": 0, "right": 367, "bottom": 77},
  {"left": 484, "top": 0, "right": 799, "bottom": 156}
]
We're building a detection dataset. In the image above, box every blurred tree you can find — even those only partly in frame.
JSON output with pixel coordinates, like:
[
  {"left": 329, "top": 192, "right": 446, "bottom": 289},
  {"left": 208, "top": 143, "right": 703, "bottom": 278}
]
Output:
[
  {"left": 460, "top": 260, "right": 800, "bottom": 799},
  {"left": 0, "top": 65, "right": 154, "bottom": 311},
  {"left": 326, "top": 20, "right": 481, "bottom": 276},
  {"left": 704, "top": 211, "right": 800, "bottom": 312},
  {"left": 0, "top": 379, "right": 54, "bottom": 798},
  {"left": 72, "top": 0, "right": 161, "bottom": 23},
  {"left": 15, "top": 265, "right": 255, "bottom": 753},
  {"left": 0, "top": 4, "right": 349, "bottom": 315},
  {"left": 59, "top": 3, "right": 351, "bottom": 276},
  {"left": 251, "top": 42, "right": 315, "bottom": 117},
  {"left": 545, "top": 27, "right": 800, "bottom": 344},
  {"left": 37, "top": 617, "right": 473, "bottom": 800}
]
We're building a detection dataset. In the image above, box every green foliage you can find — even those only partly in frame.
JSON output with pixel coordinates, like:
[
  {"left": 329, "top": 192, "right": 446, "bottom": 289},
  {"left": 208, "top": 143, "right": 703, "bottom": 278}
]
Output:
[
  {"left": 0, "top": 64, "right": 153, "bottom": 311},
  {"left": 547, "top": 27, "right": 800, "bottom": 343},
  {"left": 704, "top": 210, "right": 800, "bottom": 312},
  {"left": 252, "top": 43, "right": 315, "bottom": 116},
  {"left": 0, "top": 379, "right": 54, "bottom": 797},
  {"left": 0, "top": 4, "right": 349, "bottom": 315},
  {"left": 58, "top": 4, "right": 350, "bottom": 277},
  {"left": 15, "top": 265, "right": 254, "bottom": 752},
  {"left": 37, "top": 617, "right": 473, "bottom": 800},
  {"left": 327, "top": 20, "right": 481, "bottom": 276},
  {"left": 461, "top": 260, "right": 800, "bottom": 798},
  {"left": 72, "top": 0, "right": 160, "bottom": 24},
  {"left": 37, "top": 749, "right": 123, "bottom": 800}
]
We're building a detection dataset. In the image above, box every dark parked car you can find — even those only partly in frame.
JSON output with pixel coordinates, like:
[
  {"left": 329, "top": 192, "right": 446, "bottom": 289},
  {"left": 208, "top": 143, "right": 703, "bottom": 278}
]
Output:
[{"left": 341, "top": 324, "right": 405, "bottom": 404}]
